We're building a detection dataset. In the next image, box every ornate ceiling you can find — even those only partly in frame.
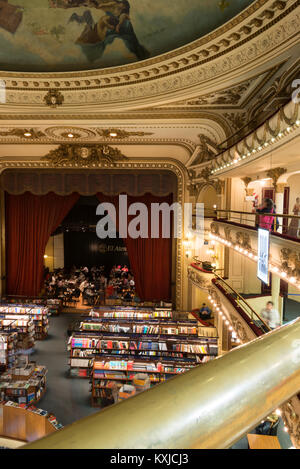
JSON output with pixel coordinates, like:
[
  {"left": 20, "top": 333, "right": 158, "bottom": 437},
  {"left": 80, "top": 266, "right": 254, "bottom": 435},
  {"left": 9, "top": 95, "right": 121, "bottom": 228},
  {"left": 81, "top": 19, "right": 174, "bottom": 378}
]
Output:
[
  {"left": 0, "top": 0, "right": 255, "bottom": 72},
  {"left": 0, "top": 0, "right": 299, "bottom": 190}
]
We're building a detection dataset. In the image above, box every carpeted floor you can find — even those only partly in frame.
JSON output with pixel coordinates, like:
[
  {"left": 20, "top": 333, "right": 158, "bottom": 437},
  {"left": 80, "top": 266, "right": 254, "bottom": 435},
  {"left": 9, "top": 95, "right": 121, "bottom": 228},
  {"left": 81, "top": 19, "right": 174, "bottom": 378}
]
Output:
[
  {"left": 31, "top": 312, "right": 99, "bottom": 427},
  {"left": 284, "top": 298, "right": 300, "bottom": 323}
]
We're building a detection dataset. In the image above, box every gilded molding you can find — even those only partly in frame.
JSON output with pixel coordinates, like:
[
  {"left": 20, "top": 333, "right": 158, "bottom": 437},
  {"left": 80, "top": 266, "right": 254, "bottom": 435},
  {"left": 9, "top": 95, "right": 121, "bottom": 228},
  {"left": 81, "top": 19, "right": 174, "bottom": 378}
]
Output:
[
  {"left": 187, "top": 267, "right": 213, "bottom": 292},
  {"left": 42, "top": 144, "right": 128, "bottom": 167},
  {"left": 209, "top": 100, "right": 300, "bottom": 178},
  {"left": 0, "top": 0, "right": 298, "bottom": 109}
]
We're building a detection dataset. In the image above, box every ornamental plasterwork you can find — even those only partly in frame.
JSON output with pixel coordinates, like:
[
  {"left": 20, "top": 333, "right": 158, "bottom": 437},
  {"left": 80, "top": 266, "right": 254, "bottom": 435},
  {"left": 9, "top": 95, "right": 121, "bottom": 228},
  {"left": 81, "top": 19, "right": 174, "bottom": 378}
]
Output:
[
  {"left": 0, "top": 0, "right": 298, "bottom": 110},
  {"left": 266, "top": 167, "right": 287, "bottom": 191},
  {"left": 42, "top": 144, "right": 128, "bottom": 167},
  {"left": 281, "top": 398, "right": 300, "bottom": 449},
  {"left": 191, "top": 135, "right": 220, "bottom": 166},
  {"left": 209, "top": 99, "right": 300, "bottom": 176},
  {"left": 0, "top": 128, "right": 46, "bottom": 139},
  {"left": 280, "top": 248, "right": 300, "bottom": 280},
  {"left": 186, "top": 81, "right": 252, "bottom": 107},
  {"left": 0, "top": 127, "right": 196, "bottom": 153},
  {"left": 236, "top": 232, "right": 252, "bottom": 250},
  {"left": 95, "top": 129, "right": 154, "bottom": 139},
  {"left": 229, "top": 314, "right": 253, "bottom": 343},
  {"left": 223, "top": 112, "right": 247, "bottom": 131},
  {"left": 188, "top": 267, "right": 213, "bottom": 292},
  {"left": 224, "top": 226, "right": 233, "bottom": 243},
  {"left": 211, "top": 223, "right": 220, "bottom": 236},
  {"left": 43, "top": 89, "right": 64, "bottom": 108}
]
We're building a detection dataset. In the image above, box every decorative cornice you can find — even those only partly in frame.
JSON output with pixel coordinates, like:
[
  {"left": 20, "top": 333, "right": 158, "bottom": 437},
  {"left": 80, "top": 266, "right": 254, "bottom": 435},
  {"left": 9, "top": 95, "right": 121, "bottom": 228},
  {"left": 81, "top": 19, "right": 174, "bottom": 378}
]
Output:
[
  {"left": 0, "top": 0, "right": 276, "bottom": 80},
  {"left": 0, "top": 127, "right": 197, "bottom": 153},
  {"left": 0, "top": 0, "right": 298, "bottom": 110}
]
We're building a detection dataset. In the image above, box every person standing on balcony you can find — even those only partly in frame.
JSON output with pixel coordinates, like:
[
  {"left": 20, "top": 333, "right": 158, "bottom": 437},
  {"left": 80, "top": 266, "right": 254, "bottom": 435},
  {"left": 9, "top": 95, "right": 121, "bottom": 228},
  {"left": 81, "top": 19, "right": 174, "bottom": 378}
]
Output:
[
  {"left": 260, "top": 301, "right": 281, "bottom": 330},
  {"left": 256, "top": 198, "right": 275, "bottom": 231},
  {"left": 287, "top": 197, "right": 300, "bottom": 238}
]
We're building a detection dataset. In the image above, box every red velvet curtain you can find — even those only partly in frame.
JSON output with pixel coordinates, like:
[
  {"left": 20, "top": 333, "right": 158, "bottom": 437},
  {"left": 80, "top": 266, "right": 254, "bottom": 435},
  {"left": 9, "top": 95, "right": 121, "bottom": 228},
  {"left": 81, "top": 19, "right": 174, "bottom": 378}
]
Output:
[
  {"left": 5, "top": 192, "right": 79, "bottom": 296},
  {"left": 96, "top": 193, "right": 172, "bottom": 302}
]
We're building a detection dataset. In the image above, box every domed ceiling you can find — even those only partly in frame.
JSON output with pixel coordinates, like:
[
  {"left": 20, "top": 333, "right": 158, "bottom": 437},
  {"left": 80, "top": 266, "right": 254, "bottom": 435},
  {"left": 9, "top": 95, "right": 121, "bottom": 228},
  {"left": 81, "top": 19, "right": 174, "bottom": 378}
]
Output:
[{"left": 0, "top": 0, "right": 255, "bottom": 72}]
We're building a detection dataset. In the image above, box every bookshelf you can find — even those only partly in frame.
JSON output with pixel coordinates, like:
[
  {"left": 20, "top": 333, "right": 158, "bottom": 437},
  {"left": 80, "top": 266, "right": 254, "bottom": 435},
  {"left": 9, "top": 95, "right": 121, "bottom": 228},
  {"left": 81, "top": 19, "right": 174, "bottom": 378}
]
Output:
[
  {"left": 91, "top": 357, "right": 196, "bottom": 407},
  {"left": 0, "top": 401, "right": 63, "bottom": 443},
  {"left": 68, "top": 317, "right": 218, "bottom": 379},
  {"left": 0, "top": 332, "right": 18, "bottom": 372},
  {"left": 45, "top": 299, "right": 62, "bottom": 316},
  {"left": 0, "top": 363, "right": 47, "bottom": 405},
  {"left": 0, "top": 318, "right": 35, "bottom": 350},
  {"left": 0, "top": 305, "right": 49, "bottom": 340}
]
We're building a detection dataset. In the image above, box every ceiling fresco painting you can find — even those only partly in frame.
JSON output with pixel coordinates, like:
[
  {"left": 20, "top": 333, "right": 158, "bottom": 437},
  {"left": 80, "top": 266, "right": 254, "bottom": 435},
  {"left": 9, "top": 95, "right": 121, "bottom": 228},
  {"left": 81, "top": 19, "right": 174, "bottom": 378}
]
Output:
[{"left": 0, "top": 0, "right": 255, "bottom": 72}]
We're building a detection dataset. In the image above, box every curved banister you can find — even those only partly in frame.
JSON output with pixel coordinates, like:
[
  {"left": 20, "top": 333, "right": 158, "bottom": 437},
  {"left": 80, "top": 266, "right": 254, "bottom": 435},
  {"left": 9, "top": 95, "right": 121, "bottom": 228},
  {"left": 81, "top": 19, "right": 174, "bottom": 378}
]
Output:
[{"left": 212, "top": 273, "right": 271, "bottom": 334}]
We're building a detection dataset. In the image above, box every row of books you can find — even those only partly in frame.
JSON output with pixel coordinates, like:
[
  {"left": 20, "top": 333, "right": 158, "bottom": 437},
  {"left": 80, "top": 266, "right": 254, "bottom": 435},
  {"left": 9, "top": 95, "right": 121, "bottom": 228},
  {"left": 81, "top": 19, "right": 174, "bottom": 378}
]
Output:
[
  {"left": 0, "top": 305, "right": 48, "bottom": 315},
  {"left": 80, "top": 321, "right": 198, "bottom": 336},
  {"left": 93, "top": 359, "right": 192, "bottom": 373},
  {"left": 71, "top": 337, "right": 215, "bottom": 354},
  {"left": 0, "top": 311, "right": 49, "bottom": 340},
  {"left": 0, "top": 332, "right": 18, "bottom": 370},
  {"left": 90, "top": 309, "right": 172, "bottom": 320}
]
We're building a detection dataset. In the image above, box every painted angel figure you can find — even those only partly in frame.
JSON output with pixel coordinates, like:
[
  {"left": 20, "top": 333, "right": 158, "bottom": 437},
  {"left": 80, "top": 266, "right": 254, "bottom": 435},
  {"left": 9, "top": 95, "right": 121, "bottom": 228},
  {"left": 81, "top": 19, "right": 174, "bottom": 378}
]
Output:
[{"left": 68, "top": 0, "right": 150, "bottom": 62}]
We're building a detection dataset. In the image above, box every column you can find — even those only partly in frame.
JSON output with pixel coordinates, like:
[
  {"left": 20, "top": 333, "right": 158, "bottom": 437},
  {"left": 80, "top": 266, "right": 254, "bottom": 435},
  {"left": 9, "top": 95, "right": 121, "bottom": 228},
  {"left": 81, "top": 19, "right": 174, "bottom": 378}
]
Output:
[
  {"left": 271, "top": 274, "right": 283, "bottom": 324},
  {"left": 275, "top": 183, "right": 286, "bottom": 234}
]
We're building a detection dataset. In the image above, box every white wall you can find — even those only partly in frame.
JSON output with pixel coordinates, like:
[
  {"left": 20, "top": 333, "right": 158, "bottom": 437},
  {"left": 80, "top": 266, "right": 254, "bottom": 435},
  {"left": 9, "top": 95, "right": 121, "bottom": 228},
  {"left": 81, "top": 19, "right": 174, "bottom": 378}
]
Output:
[{"left": 287, "top": 174, "right": 300, "bottom": 214}]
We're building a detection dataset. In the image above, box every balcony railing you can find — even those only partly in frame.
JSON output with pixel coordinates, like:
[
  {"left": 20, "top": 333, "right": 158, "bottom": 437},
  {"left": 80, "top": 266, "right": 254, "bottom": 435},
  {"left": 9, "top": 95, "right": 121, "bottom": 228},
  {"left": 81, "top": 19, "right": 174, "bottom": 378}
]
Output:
[{"left": 215, "top": 209, "right": 300, "bottom": 241}]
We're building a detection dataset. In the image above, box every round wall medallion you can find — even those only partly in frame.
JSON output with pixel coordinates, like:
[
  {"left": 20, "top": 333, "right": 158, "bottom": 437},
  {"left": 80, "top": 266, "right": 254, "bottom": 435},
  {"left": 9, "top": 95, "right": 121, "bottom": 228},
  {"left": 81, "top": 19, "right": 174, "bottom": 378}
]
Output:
[{"left": 45, "top": 127, "right": 96, "bottom": 140}]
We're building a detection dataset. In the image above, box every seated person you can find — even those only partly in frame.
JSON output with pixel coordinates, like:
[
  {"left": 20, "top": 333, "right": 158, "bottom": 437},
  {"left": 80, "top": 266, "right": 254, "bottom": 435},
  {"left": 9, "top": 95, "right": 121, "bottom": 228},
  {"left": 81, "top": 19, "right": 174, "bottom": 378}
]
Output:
[{"left": 199, "top": 303, "right": 212, "bottom": 320}]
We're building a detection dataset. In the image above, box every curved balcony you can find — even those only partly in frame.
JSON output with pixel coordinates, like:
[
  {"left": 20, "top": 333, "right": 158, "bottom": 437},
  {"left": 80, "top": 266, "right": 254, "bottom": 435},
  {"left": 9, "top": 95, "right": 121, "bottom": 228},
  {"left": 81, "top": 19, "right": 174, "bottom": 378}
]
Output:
[{"left": 211, "top": 211, "right": 300, "bottom": 290}]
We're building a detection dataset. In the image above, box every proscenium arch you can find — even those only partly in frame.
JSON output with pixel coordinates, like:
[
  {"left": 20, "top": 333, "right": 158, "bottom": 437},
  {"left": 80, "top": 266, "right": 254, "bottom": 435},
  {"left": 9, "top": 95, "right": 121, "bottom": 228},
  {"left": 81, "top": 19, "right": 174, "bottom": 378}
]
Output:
[{"left": 0, "top": 161, "right": 188, "bottom": 309}]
